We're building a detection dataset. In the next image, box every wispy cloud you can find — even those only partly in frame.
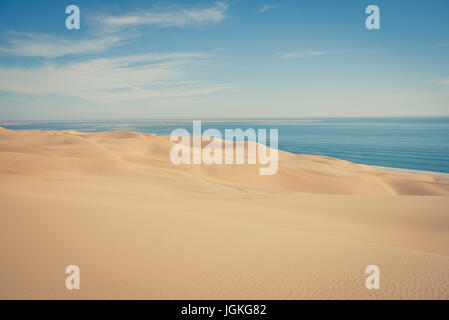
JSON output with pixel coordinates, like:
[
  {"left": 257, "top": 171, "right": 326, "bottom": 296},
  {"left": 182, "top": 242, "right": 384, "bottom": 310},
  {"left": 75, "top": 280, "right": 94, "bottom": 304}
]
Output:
[
  {"left": 0, "top": 3, "right": 233, "bottom": 107},
  {"left": 0, "top": 31, "right": 131, "bottom": 58},
  {"left": 441, "top": 79, "right": 449, "bottom": 84},
  {"left": 96, "top": 2, "right": 228, "bottom": 29},
  {"left": 0, "top": 53, "right": 231, "bottom": 102},
  {"left": 258, "top": 4, "right": 274, "bottom": 14},
  {"left": 275, "top": 51, "right": 338, "bottom": 59},
  {"left": 0, "top": 2, "right": 230, "bottom": 58}
]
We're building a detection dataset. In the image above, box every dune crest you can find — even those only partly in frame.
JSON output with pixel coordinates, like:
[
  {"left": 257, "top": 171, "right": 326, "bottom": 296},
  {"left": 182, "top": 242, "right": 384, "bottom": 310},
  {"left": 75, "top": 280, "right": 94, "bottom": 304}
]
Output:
[
  {"left": 1, "top": 128, "right": 448, "bottom": 196},
  {"left": 1, "top": 128, "right": 449, "bottom": 299}
]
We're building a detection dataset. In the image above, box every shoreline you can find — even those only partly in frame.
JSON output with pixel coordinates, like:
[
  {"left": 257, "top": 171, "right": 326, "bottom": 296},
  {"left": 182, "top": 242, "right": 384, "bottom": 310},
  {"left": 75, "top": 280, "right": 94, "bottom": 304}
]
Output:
[
  {"left": 1, "top": 125, "right": 448, "bottom": 177},
  {"left": 370, "top": 164, "right": 449, "bottom": 178},
  {"left": 0, "top": 119, "right": 323, "bottom": 126}
]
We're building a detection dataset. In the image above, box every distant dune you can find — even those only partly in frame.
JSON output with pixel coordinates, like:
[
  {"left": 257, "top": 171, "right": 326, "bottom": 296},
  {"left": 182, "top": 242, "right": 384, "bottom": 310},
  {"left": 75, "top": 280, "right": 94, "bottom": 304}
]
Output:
[{"left": 1, "top": 127, "right": 448, "bottom": 299}]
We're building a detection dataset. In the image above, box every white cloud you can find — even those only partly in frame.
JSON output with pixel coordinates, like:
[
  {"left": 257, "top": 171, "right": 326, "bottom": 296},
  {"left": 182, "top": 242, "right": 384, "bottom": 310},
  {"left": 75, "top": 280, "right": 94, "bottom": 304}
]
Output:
[
  {"left": 275, "top": 51, "right": 338, "bottom": 59},
  {"left": 0, "top": 52, "right": 231, "bottom": 102},
  {"left": 0, "top": 3, "right": 233, "bottom": 106},
  {"left": 441, "top": 79, "right": 449, "bottom": 84},
  {"left": 0, "top": 31, "right": 131, "bottom": 58},
  {"left": 97, "top": 2, "right": 228, "bottom": 29},
  {"left": 0, "top": 2, "right": 229, "bottom": 58},
  {"left": 258, "top": 4, "right": 273, "bottom": 14}
]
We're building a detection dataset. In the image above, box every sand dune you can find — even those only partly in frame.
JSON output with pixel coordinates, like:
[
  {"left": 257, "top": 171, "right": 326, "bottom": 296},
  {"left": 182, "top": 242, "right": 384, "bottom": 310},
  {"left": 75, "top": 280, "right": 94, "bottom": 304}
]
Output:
[{"left": 1, "top": 127, "right": 448, "bottom": 299}]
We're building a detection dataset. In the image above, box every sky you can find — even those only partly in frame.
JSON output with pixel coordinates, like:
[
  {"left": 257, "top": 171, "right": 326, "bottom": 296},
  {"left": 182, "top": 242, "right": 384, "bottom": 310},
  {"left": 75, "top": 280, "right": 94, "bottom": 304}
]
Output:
[{"left": 0, "top": 0, "right": 448, "bottom": 120}]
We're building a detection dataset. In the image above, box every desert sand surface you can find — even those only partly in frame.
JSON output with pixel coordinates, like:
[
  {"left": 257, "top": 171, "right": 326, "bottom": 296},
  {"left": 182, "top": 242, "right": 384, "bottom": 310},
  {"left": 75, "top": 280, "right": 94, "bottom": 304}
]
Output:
[{"left": 0, "top": 126, "right": 448, "bottom": 299}]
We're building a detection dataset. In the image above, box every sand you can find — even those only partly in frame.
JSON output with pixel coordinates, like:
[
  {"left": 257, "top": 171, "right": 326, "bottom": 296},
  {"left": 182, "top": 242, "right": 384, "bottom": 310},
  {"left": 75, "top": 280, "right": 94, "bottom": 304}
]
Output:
[{"left": 0, "top": 126, "right": 448, "bottom": 299}]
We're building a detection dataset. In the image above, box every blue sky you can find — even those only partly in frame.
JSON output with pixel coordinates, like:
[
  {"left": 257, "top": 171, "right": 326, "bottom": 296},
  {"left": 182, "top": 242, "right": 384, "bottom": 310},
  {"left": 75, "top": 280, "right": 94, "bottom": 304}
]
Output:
[{"left": 0, "top": 0, "right": 448, "bottom": 120}]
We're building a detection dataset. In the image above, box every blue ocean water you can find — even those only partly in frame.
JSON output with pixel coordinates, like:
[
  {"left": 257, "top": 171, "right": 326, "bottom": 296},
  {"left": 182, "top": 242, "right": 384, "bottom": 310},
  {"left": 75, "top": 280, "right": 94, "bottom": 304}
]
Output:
[{"left": 1, "top": 118, "right": 449, "bottom": 174}]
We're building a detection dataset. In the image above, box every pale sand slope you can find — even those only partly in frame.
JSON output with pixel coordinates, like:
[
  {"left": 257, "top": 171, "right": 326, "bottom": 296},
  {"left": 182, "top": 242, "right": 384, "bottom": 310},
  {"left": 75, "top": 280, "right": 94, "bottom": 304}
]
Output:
[{"left": 0, "top": 127, "right": 448, "bottom": 299}]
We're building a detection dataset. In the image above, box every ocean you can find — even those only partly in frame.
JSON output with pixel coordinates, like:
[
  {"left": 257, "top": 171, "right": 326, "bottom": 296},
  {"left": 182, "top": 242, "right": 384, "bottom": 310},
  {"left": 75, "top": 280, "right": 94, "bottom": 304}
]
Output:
[{"left": 1, "top": 117, "right": 449, "bottom": 174}]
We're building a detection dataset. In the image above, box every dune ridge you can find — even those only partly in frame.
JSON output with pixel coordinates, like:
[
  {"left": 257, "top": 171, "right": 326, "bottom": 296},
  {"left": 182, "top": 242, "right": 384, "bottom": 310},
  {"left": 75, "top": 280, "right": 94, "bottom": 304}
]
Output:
[{"left": 1, "top": 127, "right": 449, "bottom": 299}]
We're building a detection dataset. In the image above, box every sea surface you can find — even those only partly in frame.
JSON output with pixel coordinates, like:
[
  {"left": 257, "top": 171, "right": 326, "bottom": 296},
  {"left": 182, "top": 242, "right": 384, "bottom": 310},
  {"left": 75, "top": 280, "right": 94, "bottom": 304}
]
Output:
[{"left": 1, "top": 118, "right": 449, "bottom": 174}]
